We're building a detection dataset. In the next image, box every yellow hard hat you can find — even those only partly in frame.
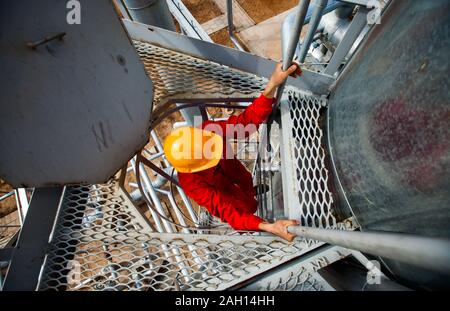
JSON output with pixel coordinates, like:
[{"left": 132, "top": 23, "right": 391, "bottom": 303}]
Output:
[{"left": 163, "top": 126, "right": 223, "bottom": 173}]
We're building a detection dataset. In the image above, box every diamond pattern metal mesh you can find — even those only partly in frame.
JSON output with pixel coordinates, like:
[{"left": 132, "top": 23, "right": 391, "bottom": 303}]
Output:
[
  {"left": 263, "top": 267, "right": 325, "bottom": 291},
  {"left": 133, "top": 40, "right": 266, "bottom": 109},
  {"left": 280, "top": 90, "right": 336, "bottom": 228},
  {"left": 38, "top": 181, "right": 320, "bottom": 291}
]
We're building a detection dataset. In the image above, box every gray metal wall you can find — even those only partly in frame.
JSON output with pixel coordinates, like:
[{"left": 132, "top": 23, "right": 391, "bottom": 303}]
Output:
[
  {"left": 327, "top": 0, "right": 450, "bottom": 289},
  {"left": 0, "top": 0, "right": 154, "bottom": 187}
]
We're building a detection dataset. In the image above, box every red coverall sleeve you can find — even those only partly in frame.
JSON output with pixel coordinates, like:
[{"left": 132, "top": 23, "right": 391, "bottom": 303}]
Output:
[
  {"left": 202, "top": 93, "right": 274, "bottom": 139},
  {"left": 229, "top": 159, "right": 256, "bottom": 197},
  {"left": 180, "top": 177, "right": 263, "bottom": 231}
]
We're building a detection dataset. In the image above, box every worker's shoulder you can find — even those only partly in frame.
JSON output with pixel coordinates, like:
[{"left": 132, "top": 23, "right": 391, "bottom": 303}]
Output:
[
  {"left": 178, "top": 171, "right": 203, "bottom": 185},
  {"left": 178, "top": 169, "right": 217, "bottom": 188}
]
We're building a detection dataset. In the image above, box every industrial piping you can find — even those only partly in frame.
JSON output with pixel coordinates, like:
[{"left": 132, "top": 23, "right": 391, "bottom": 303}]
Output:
[
  {"left": 297, "top": 0, "right": 327, "bottom": 62},
  {"left": 280, "top": 0, "right": 345, "bottom": 57}
]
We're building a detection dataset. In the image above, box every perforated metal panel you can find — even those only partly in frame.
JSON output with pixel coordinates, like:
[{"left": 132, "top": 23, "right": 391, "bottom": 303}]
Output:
[
  {"left": 37, "top": 181, "right": 321, "bottom": 291},
  {"left": 262, "top": 268, "right": 325, "bottom": 291},
  {"left": 133, "top": 41, "right": 266, "bottom": 110},
  {"left": 280, "top": 90, "right": 336, "bottom": 228},
  {"left": 243, "top": 245, "right": 351, "bottom": 291}
]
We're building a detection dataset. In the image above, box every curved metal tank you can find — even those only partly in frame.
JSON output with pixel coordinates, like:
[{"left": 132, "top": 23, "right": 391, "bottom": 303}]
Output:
[{"left": 327, "top": 0, "right": 450, "bottom": 289}]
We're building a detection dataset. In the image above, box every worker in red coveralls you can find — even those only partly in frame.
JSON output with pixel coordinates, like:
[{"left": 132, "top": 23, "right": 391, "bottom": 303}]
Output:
[{"left": 164, "top": 63, "right": 301, "bottom": 241}]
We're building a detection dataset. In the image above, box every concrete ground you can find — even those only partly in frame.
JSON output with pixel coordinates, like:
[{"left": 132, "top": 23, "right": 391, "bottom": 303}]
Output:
[
  {"left": 185, "top": 0, "right": 300, "bottom": 60},
  {"left": 238, "top": 7, "right": 297, "bottom": 61}
]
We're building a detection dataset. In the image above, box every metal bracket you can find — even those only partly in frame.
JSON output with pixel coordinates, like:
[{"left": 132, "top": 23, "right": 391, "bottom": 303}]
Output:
[{"left": 2, "top": 187, "right": 65, "bottom": 291}]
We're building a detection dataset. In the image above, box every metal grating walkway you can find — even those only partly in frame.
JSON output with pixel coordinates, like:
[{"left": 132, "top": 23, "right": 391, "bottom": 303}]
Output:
[
  {"left": 133, "top": 40, "right": 267, "bottom": 111},
  {"left": 38, "top": 182, "right": 321, "bottom": 291}
]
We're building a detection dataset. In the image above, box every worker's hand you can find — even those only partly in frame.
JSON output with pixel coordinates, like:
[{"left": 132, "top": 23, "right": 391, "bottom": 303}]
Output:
[
  {"left": 258, "top": 219, "right": 300, "bottom": 242},
  {"left": 263, "top": 62, "right": 302, "bottom": 98}
]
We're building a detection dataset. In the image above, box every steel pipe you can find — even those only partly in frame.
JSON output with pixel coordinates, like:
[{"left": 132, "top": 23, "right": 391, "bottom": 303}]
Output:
[
  {"left": 123, "top": 0, "right": 176, "bottom": 31},
  {"left": 272, "top": 0, "right": 311, "bottom": 115},
  {"left": 0, "top": 191, "right": 14, "bottom": 201},
  {"left": 132, "top": 158, "right": 191, "bottom": 279},
  {"left": 281, "top": 0, "right": 344, "bottom": 59},
  {"left": 130, "top": 158, "right": 165, "bottom": 232},
  {"left": 282, "top": 0, "right": 311, "bottom": 70},
  {"left": 298, "top": 0, "right": 327, "bottom": 63},
  {"left": 288, "top": 225, "right": 450, "bottom": 275},
  {"left": 155, "top": 188, "right": 205, "bottom": 267},
  {"left": 226, "top": 0, "right": 245, "bottom": 51}
]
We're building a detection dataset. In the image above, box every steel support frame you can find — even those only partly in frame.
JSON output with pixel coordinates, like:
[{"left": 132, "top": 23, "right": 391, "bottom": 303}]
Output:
[
  {"left": 114, "top": 0, "right": 132, "bottom": 19},
  {"left": 14, "top": 188, "right": 29, "bottom": 225},
  {"left": 298, "top": 0, "right": 327, "bottom": 63},
  {"left": 158, "top": 0, "right": 216, "bottom": 124},
  {"left": 324, "top": 7, "right": 369, "bottom": 76},
  {"left": 240, "top": 245, "right": 350, "bottom": 290},
  {"left": 122, "top": 0, "right": 176, "bottom": 31},
  {"left": 278, "top": 93, "right": 300, "bottom": 220},
  {"left": 124, "top": 20, "right": 335, "bottom": 95},
  {"left": 124, "top": 0, "right": 206, "bottom": 124},
  {"left": 166, "top": 0, "right": 213, "bottom": 42},
  {"left": 0, "top": 191, "right": 14, "bottom": 202},
  {"left": 226, "top": 0, "right": 245, "bottom": 51},
  {"left": 2, "top": 187, "right": 65, "bottom": 291}
]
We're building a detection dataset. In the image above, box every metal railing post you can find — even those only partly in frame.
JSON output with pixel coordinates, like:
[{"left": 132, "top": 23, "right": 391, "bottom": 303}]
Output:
[
  {"left": 297, "top": 0, "right": 327, "bottom": 63},
  {"left": 227, "top": 0, "right": 245, "bottom": 51},
  {"left": 273, "top": 0, "right": 311, "bottom": 111},
  {"left": 282, "top": 0, "right": 311, "bottom": 71}
]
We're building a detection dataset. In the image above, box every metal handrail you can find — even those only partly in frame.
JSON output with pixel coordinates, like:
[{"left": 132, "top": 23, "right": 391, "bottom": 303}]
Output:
[
  {"left": 288, "top": 225, "right": 450, "bottom": 275},
  {"left": 272, "top": 0, "right": 310, "bottom": 113},
  {"left": 226, "top": 0, "right": 245, "bottom": 51}
]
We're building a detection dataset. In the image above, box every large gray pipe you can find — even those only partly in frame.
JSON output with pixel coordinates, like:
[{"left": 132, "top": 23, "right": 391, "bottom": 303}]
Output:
[
  {"left": 298, "top": 0, "right": 327, "bottom": 62},
  {"left": 288, "top": 225, "right": 450, "bottom": 275},
  {"left": 123, "top": 0, "right": 176, "bottom": 31}
]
